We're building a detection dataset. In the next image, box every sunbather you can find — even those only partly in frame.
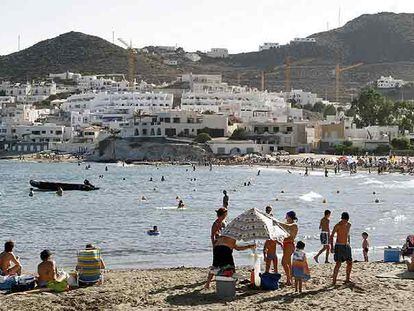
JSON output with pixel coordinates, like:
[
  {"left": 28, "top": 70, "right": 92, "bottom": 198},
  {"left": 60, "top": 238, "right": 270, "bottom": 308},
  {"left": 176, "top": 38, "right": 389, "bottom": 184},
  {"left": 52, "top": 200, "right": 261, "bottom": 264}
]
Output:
[
  {"left": 37, "top": 250, "right": 68, "bottom": 291},
  {"left": 0, "top": 241, "right": 22, "bottom": 276}
]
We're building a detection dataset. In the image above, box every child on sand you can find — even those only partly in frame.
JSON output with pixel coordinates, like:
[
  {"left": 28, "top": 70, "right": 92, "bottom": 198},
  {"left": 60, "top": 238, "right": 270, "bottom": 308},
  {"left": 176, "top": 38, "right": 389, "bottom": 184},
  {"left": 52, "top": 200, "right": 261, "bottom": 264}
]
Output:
[
  {"left": 362, "top": 232, "right": 369, "bottom": 262},
  {"left": 292, "top": 241, "right": 310, "bottom": 293},
  {"left": 263, "top": 239, "right": 278, "bottom": 273}
]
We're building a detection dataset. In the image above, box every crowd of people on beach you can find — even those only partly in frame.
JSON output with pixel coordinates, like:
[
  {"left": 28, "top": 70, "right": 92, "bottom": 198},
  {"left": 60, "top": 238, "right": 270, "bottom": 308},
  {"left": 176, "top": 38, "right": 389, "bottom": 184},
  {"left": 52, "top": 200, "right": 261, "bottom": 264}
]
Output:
[
  {"left": 207, "top": 196, "right": 375, "bottom": 293},
  {"left": 0, "top": 241, "right": 105, "bottom": 293}
]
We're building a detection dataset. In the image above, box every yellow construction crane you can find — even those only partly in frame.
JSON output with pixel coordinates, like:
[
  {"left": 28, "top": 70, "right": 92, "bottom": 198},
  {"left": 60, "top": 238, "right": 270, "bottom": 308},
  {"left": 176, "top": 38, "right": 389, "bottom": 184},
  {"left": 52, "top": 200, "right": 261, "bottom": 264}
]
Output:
[
  {"left": 335, "top": 62, "right": 363, "bottom": 102},
  {"left": 284, "top": 57, "right": 292, "bottom": 92},
  {"left": 118, "top": 38, "right": 137, "bottom": 90}
]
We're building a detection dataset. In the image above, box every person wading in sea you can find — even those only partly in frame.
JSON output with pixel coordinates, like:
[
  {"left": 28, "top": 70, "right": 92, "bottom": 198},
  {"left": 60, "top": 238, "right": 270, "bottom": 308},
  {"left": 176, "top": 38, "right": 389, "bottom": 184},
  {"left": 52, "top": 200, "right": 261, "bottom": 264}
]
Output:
[{"left": 222, "top": 190, "right": 229, "bottom": 208}]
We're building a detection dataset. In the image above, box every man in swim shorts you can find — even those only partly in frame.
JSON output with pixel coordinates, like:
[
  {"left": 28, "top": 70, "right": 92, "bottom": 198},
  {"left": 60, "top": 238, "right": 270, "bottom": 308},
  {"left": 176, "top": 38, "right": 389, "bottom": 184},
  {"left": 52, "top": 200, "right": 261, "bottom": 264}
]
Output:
[
  {"left": 314, "top": 210, "right": 331, "bottom": 263},
  {"left": 330, "top": 212, "right": 352, "bottom": 285}
]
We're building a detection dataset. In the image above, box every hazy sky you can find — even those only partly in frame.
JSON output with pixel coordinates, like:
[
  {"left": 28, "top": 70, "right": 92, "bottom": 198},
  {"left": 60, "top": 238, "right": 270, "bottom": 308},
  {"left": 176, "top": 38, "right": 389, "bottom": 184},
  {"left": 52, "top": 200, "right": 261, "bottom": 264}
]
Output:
[{"left": 1, "top": 0, "right": 413, "bottom": 55}]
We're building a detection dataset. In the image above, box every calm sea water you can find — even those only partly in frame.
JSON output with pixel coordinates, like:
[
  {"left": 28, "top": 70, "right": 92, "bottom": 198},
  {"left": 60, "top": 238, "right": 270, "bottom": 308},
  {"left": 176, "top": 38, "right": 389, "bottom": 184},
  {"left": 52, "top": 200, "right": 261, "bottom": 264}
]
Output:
[{"left": 0, "top": 160, "right": 412, "bottom": 272}]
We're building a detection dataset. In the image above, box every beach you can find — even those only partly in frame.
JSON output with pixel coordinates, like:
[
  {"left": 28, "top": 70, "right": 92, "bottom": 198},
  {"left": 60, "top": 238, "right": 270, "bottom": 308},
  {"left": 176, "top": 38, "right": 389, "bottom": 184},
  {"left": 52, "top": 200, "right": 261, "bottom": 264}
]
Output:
[{"left": 1, "top": 262, "right": 412, "bottom": 310}]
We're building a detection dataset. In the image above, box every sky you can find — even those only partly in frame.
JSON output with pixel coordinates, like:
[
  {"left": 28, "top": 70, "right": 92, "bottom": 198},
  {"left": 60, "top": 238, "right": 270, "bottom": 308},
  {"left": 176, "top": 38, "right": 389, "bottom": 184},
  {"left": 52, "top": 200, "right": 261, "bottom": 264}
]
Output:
[{"left": 1, "top": 0, "right": 414, "bottom": 55}]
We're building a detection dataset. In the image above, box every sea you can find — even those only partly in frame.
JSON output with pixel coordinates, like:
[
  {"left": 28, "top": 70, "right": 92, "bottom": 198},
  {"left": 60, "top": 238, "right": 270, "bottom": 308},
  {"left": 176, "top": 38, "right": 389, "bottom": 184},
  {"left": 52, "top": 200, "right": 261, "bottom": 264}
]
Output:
[{"left": 0, "top": 160, "right": 412, "bottom": 272}]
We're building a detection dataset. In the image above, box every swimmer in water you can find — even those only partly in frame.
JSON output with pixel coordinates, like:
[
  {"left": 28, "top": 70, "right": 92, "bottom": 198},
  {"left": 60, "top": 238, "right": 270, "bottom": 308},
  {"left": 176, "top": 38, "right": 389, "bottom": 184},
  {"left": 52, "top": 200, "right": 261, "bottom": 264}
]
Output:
[
  {"left": 177, "top": 200, "right": 185, "bottom": 209},
  {"left": 56, "top": 187, "right": 63, "bottom": 196},
  {"left": 161, "top": 176, "right": 165, "bottom": 182},
  {"left": 141, "top": 196, "right": 147, "bottom": 201},
  {"left": 257, "top": 170, "right": 261, "bottom": 176},
  {"left": 29, "top": 188, "right": 34, "bottom": 197},
  {"left": 105, "top": 166, "right": 108, "bottom": 172},
  {"left": 149, "top": 177, "right": 153, "bottom": 182},
  {"left": 149, "top": 226, "right": 159, "bottom": 234}
]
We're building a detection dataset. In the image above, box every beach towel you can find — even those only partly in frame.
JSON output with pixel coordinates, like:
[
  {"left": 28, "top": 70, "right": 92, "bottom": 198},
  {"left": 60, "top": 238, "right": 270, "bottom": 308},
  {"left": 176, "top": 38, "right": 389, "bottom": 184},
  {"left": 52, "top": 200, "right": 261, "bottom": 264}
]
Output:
[{"left": 77, "top": 249, "right": 103, "bottom": 285}]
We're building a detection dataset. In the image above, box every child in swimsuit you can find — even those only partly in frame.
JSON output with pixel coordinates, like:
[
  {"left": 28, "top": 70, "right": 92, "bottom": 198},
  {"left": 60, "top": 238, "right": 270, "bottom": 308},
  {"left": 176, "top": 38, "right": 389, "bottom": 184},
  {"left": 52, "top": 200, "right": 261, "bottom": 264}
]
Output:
[
  {"left": 362, "top": 232, "right": 369, "bottom": 262},
  {"left": 292, "top": 241, "right": 310, "bottom": 293},
  {"left": 263, "top": 239, "right": 278, "bottom": 273}
]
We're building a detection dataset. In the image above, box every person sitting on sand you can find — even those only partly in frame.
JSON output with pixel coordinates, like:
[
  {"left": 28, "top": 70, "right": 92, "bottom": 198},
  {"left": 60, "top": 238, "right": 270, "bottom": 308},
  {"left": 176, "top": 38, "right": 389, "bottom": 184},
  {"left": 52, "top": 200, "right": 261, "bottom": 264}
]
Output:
[
  {"left": 362, "top": 232, "right": 369, "bottom": 262},
  {"left": 275, "top": 211, "right": 298, "bottom": 286},
  {"left": 263, "top": 239, "right": 278, "bottom": 273},
  {"left": 83, "top": 244, "right": 106, "bottom": 269},
  {"left": 205, "top": 235, "right": 256, "bottom": 289},
  {"left": 314, "top": 210, "right": 331, "bottom": 264},
  {"left": 177, "top": 200, "right": 185, "bottom": 209},
  {"left": 330, "top": 212, "right": 352, "bottom": 285},
  {"left": 0, "top": 241, "right": 21, "bottom": 276},
  {"left": 38, "top": 250, "right": 67, "bottom": 289},
  {"left": 292, "top": 241, "right": 310, "bottom": 293}
]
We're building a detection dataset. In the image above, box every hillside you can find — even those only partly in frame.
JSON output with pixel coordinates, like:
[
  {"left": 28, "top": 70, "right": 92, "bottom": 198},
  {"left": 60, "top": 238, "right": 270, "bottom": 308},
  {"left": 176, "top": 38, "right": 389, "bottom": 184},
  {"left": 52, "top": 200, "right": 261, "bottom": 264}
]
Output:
[
  {"left": 2, "top": 13, "right": 414, "bottom": 101},
  {"left": 0, "top": 32, "right": 177, "bottom": 81}
]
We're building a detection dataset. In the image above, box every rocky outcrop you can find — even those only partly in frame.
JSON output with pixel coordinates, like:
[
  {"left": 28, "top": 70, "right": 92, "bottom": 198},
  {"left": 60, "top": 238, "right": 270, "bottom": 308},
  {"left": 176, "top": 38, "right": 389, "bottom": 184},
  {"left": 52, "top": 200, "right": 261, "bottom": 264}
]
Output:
[{"left": 87, "top": 137, "right": 211, "bottom": 162}]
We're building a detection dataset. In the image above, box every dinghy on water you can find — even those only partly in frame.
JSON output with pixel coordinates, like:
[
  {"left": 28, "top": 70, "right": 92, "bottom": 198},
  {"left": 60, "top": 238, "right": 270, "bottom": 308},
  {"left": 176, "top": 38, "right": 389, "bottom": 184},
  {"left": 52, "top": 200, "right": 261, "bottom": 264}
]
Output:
[{"left": 29, "top": 179, "right": 99, "bottom": 191}]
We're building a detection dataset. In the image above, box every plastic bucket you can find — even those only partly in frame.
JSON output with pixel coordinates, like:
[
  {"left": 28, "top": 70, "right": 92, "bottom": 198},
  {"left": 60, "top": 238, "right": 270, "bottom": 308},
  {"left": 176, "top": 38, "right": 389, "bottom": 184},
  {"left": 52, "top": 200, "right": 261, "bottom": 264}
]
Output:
[
  {"left": 384, "top": 248, "right": 400, "bottom": 263},
  {"left": 215, "top": 276, "right": 236, "bottom": 300}
]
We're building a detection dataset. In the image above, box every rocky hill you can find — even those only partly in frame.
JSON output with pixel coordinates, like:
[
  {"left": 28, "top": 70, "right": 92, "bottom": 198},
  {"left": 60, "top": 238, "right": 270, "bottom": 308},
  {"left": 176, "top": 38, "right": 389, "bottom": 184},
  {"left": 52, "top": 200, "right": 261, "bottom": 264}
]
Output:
[
  {"left": 2, "top": 13, "right": 414, "bottom": 101},
  {"left": 0, "top": 31, "right": 176, "bottom": 81}
]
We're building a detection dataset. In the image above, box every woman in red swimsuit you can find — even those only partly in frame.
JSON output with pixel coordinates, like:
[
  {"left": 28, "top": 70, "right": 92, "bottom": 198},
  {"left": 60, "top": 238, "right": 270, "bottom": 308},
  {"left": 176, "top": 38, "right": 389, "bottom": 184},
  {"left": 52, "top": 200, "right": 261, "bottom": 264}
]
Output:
[{"left": 276, "top": 211, "right": 298, "bottom": 286}]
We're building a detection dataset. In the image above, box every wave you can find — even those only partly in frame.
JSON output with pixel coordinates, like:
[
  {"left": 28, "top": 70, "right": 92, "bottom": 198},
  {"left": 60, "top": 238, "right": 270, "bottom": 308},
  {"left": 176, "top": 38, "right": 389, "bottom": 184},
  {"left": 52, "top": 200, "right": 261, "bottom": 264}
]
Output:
[
  {"left": 382, "top": 179, "right": 414, "bottom": 189},
  {"left": 299, "top": 191, "right": 323, "bottom": 202},
  {"left": 360, "top": 178, "right": 384, "bottom": 185}
]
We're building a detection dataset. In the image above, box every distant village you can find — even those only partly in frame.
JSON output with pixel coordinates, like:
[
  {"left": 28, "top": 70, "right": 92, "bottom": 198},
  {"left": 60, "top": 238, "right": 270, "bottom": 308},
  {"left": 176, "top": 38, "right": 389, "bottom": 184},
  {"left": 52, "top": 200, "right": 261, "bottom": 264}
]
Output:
[{"left": 0, "top": 51, "right": 410, "bottom": 160}]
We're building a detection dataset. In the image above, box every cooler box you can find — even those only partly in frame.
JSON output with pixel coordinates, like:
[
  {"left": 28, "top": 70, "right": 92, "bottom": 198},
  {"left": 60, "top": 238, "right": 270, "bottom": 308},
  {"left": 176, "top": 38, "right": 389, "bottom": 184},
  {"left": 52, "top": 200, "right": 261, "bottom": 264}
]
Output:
[
  {"left": 384, "top": 248, "right": 400, "bottom": 263},
  {"left": 215, "top": 276, "right": 236, "bottom": 300}
]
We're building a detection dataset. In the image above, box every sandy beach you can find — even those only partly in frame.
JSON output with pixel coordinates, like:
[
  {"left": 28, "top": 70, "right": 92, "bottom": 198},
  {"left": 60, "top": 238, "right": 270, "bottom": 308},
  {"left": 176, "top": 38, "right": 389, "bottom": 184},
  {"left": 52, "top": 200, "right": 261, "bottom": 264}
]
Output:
[{"left": 1, "top": 262, "right": 412, "bottom": 311}]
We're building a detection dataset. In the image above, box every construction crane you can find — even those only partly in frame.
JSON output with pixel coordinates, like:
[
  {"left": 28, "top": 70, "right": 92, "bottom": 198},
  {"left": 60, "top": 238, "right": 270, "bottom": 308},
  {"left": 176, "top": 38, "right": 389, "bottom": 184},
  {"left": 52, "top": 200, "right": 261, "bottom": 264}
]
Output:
[
  {"left": 335, "top": 62, "right": 363, "bottom": 102},
  {"left": 284, "top": 57, "right": 292, "bottom": 92},
  {"left": 118, "top": 38, "right": 137, "bottom": 90}
]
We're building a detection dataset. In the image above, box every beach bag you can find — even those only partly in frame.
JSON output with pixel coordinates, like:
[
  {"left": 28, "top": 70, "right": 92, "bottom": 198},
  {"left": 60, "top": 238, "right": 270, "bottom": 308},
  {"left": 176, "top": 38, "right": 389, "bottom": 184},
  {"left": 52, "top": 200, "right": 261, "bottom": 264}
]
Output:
[
  {"left": 401, "top": 235, "right": 414, "bottom": 258},
  {"left": 11, "top": 275, "right": 36, "bottom": 292},
  {"left": 260, "top": 272, "right": 281, "bottom": 290},
  {"left": 0, "top": 276, "right": 18, "bottom": 290}
]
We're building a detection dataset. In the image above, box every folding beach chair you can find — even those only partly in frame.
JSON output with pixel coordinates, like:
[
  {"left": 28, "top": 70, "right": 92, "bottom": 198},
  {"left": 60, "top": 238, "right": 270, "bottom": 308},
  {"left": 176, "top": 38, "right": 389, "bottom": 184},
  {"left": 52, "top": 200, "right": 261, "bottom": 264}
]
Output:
[{"left": 77, "top": 248, "right": 104, "bottom": 286}]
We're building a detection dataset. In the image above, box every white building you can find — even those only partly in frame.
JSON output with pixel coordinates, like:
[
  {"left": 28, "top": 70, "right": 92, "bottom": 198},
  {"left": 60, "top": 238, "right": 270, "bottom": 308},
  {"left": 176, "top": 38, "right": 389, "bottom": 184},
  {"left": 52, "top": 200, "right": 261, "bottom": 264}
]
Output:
[
  {"left": 49, "top": 71, "right": 82, "bottom": 80},
  {"left": 377, "top": 76, "right": 405, "bottom": 89},
  {"left": 291, "top": 38, "right": 316, "bottom": 43},
  {"left": 206, "top": 48, "right": 229, "bottom": 58},
  {"left": 185, "top": 53, "right": 201, "bottom": 62},
  {"left": 31, "top": 82, "right": 57, "bottom": 96},
  {"left": 0, "top": 123, "right": 71, "bottom": 143},
  {"left": 259, "top": 43, "right": 280, "bottom": 51},
  {"left": 283, "top": 89, "right": 323, "bottom": 107},
  {"left": 0, "top": 82, "right": 31, "bottom": 96},
  {"left": 208, "top": 138, "right": 258, "bottom": 155},
  {"left": 163, "top": 59, "right": 179, "bottom": 66},
  {"left": 181, "top": 89, "right": 290, "bottom": 122},
  {"left": 121, "top": 110, "right": 229, "bottom": 138},
  {"left": 62, "top": 92, "right": 174, "bottom": 113}
]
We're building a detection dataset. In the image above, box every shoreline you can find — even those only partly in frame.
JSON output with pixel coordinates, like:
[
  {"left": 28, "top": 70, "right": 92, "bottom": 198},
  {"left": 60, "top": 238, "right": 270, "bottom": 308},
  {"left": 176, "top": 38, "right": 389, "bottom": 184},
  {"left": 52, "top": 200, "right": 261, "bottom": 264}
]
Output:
[{"left": 1, "top": 262, "right": 412, "bottom": 310}]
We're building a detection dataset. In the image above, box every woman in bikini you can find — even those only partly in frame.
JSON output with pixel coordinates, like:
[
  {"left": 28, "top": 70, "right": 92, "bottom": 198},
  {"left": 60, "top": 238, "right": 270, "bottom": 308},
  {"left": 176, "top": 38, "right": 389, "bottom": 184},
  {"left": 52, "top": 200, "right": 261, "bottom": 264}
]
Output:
[{"left": 276, "top": 211, "right": 298, "bottom": 286}]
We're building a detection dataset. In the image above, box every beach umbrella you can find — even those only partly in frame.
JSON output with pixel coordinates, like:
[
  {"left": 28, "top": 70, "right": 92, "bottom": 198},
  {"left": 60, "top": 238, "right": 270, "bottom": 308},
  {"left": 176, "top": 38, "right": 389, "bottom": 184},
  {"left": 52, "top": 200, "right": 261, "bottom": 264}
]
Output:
[{"left": 221, "top": 208, "right": 289, "bottom": 242}]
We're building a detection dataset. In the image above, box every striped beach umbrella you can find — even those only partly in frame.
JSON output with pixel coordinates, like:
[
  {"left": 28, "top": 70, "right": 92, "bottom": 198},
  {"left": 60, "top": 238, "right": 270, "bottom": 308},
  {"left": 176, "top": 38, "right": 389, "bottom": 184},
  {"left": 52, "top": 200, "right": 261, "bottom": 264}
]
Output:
[{"left": 221, "top": 208, "right": 288, "bottom": 242}]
